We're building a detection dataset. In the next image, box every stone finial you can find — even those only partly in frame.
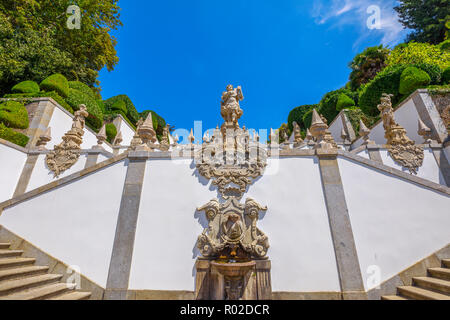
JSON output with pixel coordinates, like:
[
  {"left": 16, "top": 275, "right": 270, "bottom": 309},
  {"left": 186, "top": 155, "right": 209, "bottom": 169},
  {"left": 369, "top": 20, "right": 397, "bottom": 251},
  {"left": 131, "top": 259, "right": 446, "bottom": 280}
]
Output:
[
  {"left": 310, "top": 109, "right": 337, "bottom": 150},
  {"left": 96, "top": 124, "right": 107, "bottom": 146},
  {"left": 418, "top": 119, "right": 432, "bottom": 143},
  {"left": 189, "top": 129, "right": 195, "bottom": 145},
  {"left": 173, "top": 134, "right": 179, "bottom": 145},
  {"left": 113, "top": 131, "right": 123, "bottom": 146},
  {"left": 135, "top": 112, "right": 157, "bottom": 151},
  {"left": 341, "top": 128, "right": 349, "bottom": 143},
  {"left": 36, "top": 127, "right": 52, "bottom": 151},
  {"left": 359, "top": 120, "right": 372, "bottom": 145}
]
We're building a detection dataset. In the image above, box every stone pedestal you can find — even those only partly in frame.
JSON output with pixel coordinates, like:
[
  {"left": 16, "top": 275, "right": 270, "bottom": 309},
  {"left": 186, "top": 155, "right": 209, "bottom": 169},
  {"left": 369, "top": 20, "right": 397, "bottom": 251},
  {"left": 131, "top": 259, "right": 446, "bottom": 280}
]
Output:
[{"left": 194, "top": 258, "right": 272, "bottom": 300}]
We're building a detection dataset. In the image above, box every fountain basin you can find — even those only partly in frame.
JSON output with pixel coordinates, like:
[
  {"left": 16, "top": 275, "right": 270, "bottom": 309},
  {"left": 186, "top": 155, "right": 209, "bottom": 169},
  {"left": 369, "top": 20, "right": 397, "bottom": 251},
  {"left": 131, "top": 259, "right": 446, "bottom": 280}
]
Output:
[{"left": 211, "top": 261, "right": 256, "bottom": 278}]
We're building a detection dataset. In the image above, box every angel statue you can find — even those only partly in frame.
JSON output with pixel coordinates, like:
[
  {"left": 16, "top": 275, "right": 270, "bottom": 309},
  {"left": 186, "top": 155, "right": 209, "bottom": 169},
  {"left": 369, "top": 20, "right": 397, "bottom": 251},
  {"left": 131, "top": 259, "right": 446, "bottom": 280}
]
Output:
[{"left": 221, "top": 85, "right": 244, "bottom": 126}]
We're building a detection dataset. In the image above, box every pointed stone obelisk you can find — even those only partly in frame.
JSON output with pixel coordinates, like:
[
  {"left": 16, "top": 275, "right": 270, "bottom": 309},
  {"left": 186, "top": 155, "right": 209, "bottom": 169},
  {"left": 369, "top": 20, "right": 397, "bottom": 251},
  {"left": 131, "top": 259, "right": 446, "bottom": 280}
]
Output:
[
  {"left": 113, "top": 131, "right": 123, "bottom": 146},
  {"left": 310, "top": 109, "right": 337, "bottom": 150},
  {"left": 96, "top": 124, "right": 107, "bottom": 147},
  {"left": 359, "top": 120, "right": 372, "bottom": 145}
]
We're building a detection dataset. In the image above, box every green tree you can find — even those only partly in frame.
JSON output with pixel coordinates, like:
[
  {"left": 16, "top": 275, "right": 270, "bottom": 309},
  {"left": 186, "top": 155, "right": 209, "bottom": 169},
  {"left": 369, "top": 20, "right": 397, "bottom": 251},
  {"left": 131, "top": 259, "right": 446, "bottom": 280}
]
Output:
[
  {"left": 395, "top": 0, "right": 450, "bottom": 44},
  {"left": 348, "top": 45, "right": 390, "bottom": 91},
  {"left": 0, "top": 0, "right": 122, "bottom": 94}
]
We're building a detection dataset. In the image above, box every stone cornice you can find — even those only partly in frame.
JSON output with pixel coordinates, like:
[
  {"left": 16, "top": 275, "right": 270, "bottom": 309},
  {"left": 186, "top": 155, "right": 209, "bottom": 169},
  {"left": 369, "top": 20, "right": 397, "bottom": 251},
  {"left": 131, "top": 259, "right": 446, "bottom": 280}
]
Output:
[{"left": 338, "top": 150, "right": 450, "bottom": 196}]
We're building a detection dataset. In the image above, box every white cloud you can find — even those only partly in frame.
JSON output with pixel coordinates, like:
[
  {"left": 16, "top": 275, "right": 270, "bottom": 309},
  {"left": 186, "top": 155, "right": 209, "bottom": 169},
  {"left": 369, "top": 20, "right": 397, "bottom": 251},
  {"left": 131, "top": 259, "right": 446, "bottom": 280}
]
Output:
[{"left": 311, "top": 0, "right": 409, "bottom": 48}]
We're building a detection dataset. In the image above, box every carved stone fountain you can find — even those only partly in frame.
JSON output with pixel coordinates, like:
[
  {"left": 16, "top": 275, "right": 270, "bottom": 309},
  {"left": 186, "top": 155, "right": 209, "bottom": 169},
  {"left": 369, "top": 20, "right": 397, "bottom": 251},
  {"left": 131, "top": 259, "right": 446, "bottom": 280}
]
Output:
[{"left": 194, "top": 85, "right": 272, "bottom": 300}]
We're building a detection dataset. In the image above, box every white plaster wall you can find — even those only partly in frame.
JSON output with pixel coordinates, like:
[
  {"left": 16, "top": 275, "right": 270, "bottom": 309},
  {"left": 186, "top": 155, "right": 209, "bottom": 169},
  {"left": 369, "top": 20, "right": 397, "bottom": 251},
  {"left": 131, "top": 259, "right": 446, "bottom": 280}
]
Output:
[
  {"left": 26, "top": 154, "right": 88, "bottom": 192},
  {"left": 357, "top": 150, "right": 370, "bottom": 160},
  {"left": 130, "top": 157, "right": 340, "bottom": 293},
  {"left": 329, "top": 116, "right": 345, "bottom": 144},
  {"left": 380, "top": 148, "right": 445, "bottom": 185},
  {"left": 116, "top": 118, "right": 135, "bottom": 146},
  {"left": 47, "top": 106, "right": 112, "bottom": 152},
  {"left": 0, "top": 144, "right": 27, "bottom": 202},
  {"left": 352, "top": 98, "right": 422, "bottom": 149},
  {"left": 338, "top": 157, "right": 450, "bottom": 291},
  {"left": 0, "top": 160, "right": 128, "bottom": 287}
]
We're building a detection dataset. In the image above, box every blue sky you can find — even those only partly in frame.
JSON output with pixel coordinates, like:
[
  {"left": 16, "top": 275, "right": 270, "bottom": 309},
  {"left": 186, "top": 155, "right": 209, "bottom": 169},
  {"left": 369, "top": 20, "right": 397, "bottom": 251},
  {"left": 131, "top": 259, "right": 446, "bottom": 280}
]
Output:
[{"left": 99, "top": 0, "right": 409, "bottom": 134}]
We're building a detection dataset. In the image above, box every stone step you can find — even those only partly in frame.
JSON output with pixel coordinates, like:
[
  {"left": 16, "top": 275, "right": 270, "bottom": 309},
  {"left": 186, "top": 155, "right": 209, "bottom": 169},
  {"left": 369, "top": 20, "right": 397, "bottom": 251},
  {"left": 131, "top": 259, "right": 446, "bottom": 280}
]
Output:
[
  {"left": 428, "top": 268, "right": 450, "bottom": 281},
  {"left": 3, "top": 283, "right": 76, "bottom": 300},
  {"left": 414, "top": 277, "right": 450, "bottom": 295},
  {"left": 49, "top": 291, "right": 91, "bottom": 300},
  {"left": 0, "top": 274, "right": 62, "bottom": 297},
  {"left": 0, "top": 243, "right": 11, "bottom": 250},
  {"left": 0, "top": 257, "right": 35, "bottom": 270},
  {"left": 0, "top": 266, "right": 49, "bottom": 281},
  {"left": 0, "top": 250, "right": 24, "bottom": 258},
  {"left": 381, "top": 295, "right": 408, "bottom": 300},
  {"left": 397, "top": 286, "right": 450, "bottom": 300},
  {"left": 443, "top": 259, "right": 450, "bottom": 268}
]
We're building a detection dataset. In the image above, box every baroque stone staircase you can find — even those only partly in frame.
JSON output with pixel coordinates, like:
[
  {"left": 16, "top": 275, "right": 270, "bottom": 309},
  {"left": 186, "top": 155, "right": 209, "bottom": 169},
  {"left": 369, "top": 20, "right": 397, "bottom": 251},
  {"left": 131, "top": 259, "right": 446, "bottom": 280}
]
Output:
[
  {"left": 382, "top": 259, "right": 450, "bottom": 300},
  {"left": 0, "top": 242, "right": 91, "bottom": 300}
]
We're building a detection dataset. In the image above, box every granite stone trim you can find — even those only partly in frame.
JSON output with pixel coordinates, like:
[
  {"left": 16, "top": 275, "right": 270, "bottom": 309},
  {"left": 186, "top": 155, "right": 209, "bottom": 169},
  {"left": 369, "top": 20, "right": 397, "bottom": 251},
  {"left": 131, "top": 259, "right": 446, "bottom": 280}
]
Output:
[
  {"left": 0, "top": 138, "right": 29, "bottom": 153},
  {"left": 0, "top": 153, "right": 129, "bottom": 213},
  {"left": 84, "top": 153, "right": 100, "bottom": 169},
  {"left": 366, "top": 145, "right": 383, "bottom": 164},
  {"left": 317, "top": 153, "right": 366, "bottom": 299},
  {"left": 413, "top": 90, "right": 448, "bottom": 143},
  {"left": 430, "top": 143, "right": 450, "bottom": 187},
  {"left": 104, "top": 158, "right": 147, "bottom": 300},
  {"left": 341, "top": 111, "right": 357, "bottom": 142},
  {"left": 13, "top": 154, "right": 39, "bottom": 197},
  {"left": 0, "top": 224, "right": 105, "bottom": 300},
  {"left": 367, "top": 244, "right": 450, "bottom": 300},
  {"left": 350, "top": 145, "right": 367, "bottom": 154},
  {"left": 338, "top": 150, "right": 450, "bottom": 196},
  {"left": 25, "top": 99, "right": 56, "bottom": 148},
  {"left": 126, "top": 290, "right": 195, "bottom": 300}
]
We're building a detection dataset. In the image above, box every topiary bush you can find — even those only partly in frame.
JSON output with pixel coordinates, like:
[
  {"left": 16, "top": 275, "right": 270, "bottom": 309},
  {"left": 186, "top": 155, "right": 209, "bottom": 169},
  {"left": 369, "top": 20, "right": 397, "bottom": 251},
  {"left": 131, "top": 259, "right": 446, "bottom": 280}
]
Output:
[
  {"left": 11, "top": 81, "right": 40, "bottom": 94},
  {"left": 336, "top": 93, "right": 356, "bottom": 111},
  {"left": 399, "top": 67, "right": 431, "bottom": 95},
  {"left": 40, "top": 74, "right": 69, "bottom": 98},
  {"left": 105, "top": 123, "right": 117, "bottom": 143},
  {"left": 386, "top": 42, "right": 450, "bottom": 70},
  {"left": 287, "top": 105, "right": 316, "bottom": 132},
  {"left": 111, "top": 100, "right": 127, "bottom": 114},
  {"left": 344, "top": 107, "right": 379, "bottom": 137},
  {"left": 4, "top": 91, "right": 73, "bottom": 114},
  {"left": 359, "top": 63, "right": 441, "bottom": 117},
  {"left": 0, "top": 123, "right": 29, "bottom": 147},
  {"left": 0, "top": 101, "right": 29, "bottom": 129},
  {"left": 318, "top": 88, "right": 358, "bottom": 123},
  {"left": 104, "top": 95, "right": 139, "bottom": 124},
  {"left": 66, "top": 88, "right": 104, "bottom": 129},
  {"left": 443, "top": 66, "right": 450, "bottom": 84},
  {"left": 302, "top": 109, "right": 314, "bottom": 130},
  {"left": 68, "top": 81, "right": 96, "bottom": 99}
]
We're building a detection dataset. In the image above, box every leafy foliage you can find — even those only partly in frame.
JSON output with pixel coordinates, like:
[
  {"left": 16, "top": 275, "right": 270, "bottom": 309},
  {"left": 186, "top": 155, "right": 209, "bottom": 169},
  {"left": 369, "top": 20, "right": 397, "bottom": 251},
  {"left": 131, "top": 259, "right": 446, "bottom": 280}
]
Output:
[
  {"left": 0, "top": 0, "right": 122, "bottom": 94},
  {"left": 68, "top": 81, "right": 96, "bottom": 100},
  {"left": 66, "top": 88, "right": 103, "bottom": 129},
  {"left": 386, "top": 42, "right": 450, "bottom": 70},
  {"left": 349, "top": 45, "right": 390, "bottom": 91},
  {"left": 4, "top": 91, "right": 73, "bottom": 114},
  {"left": 0, "top": 123, "right": 29, "bottom": 147},
  {"left": 104, "top": 95, "right": 139, "bottom": 124},
  {"left": 40, "top": 74, "right": 69, "bottom": 98},
  {"left": 302, "top": 109, "right": 314, "bottom": 130},
  {"left": 11, "top": 81, "right": 39, "bottom": 94},
  {"left": 359, "top": 64, "right": 441, "bottom": 116},
  {"left": 336, "top": 93, "right": 356, "bottom": 111},
  {"left": 399, "top": 67, "right": 431, "bottom": 95},
  {"left": 0, "top": 100, "right": 29, "bottom": 129},
  {"left": 287, "top": 105, "right": 316, "bottom": 132},
  {"left": 111, "top": 100, "right": 127, "bottom": 114},
  {"left": 105, "top": 123, "right": 117, "bottom": 143},
  {"left": 318, "top": 88, "right": 358, "bottom": 123},
  {"left": 443, "top": 67, "right": 450, "bottom": 84},
  {"left": 395, "top": 0, "right": 450, "bottom": 44},
  {"left": 344, "top": 108, "right": 379, "bottom": 137}
]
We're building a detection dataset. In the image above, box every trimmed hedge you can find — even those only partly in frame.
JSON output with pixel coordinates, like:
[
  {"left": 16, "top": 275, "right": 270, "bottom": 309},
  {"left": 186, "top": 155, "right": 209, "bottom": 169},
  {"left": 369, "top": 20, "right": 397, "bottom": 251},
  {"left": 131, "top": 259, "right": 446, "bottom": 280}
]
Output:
[
  {"left": 399, "top": 67, "right": 431, "bottom": 95},
  {"left": 0, "top": 101, "right": 29, "bottom": 129},
  {"left": 344, "top": 107, "right": 379, "bottom": 137},
  {"left": 287, "top": 105, "right": 316, "bottom": 131},
  {"left": 40, "top": 74, "right": 69, "bottom": 98},
  {"left": 104, "top": 95, "right": 139, "bottom": 124},
  {"left": 302, "top": 109, "right": 314, "bottom": 130},
  {"left": 336, "top": 94, "right": 355, "bottom": 111},
  {"left": 443, "top": 67, "right": 450, "bottom": 84},
  {"left": 11, "top": 81, "right": 40, "bottom": 94},
  {"left": 318, "top": 89, "right": 358, "bottom": 123},
  {"left": 111, "top": 100, "right": 127, "bottom": 114},
  {"left": 66, "top": 88, "right": 104, "bottom": 129},
  {"left": 68, "top": 81, "right": 96, "bottom": 100},
  {"left": 359, "top": 63, "right": 441, "bottom": 117},
  {"left": 105, "top": 123, "right": 118, "bottom": 143},
  {"left": 0, "top": 123, "right": 29, "bottom": 147},
  {"left": 4, "top": 91, "right": 74, "bottom": 114}
]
